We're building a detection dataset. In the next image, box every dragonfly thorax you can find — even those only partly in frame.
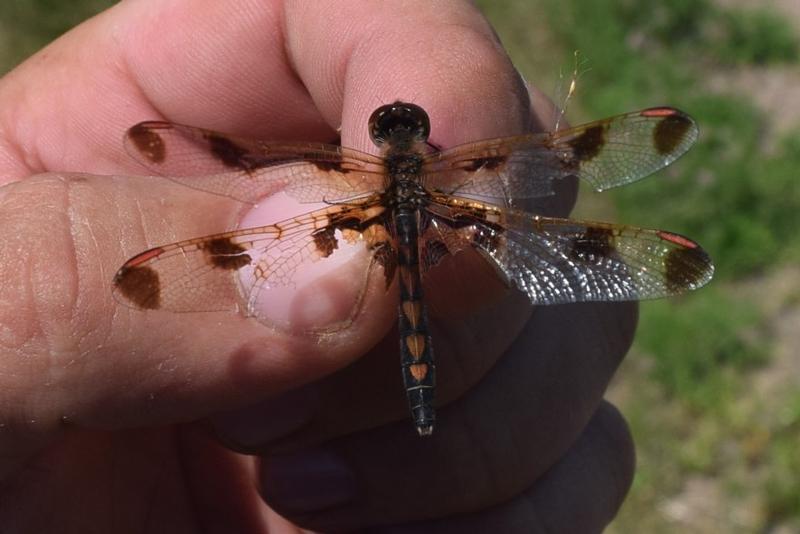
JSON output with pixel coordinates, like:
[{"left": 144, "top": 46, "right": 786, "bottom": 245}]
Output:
[
  {"left": 385, "top": 177, "right": 430, "bottom": 210},
  {"left": 385, "top": 151, "right": 424, "bottom": 177}
]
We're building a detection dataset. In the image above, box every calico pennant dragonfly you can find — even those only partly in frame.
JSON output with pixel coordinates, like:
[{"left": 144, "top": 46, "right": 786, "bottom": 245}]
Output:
[{"left": 113, "top": 102, "right": 714, "bottom": 436}]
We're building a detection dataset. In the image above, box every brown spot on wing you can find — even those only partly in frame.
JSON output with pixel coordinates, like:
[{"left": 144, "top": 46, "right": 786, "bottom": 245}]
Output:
[
  {"left": 568, "top": 124, "right": 607, "bottom": 162},
  {"left": 462, "top": 155, "right": 506, "bottom": 172},
  {"left": 313, "top": 205, "right": 390, "bottom": 262},
  {"left": 422, "top": 239, "right": 450, "bottom": 272},
  {"left": 128, "top": 123, "right": 166, "bottom": 164},
  {"left": 569, "top": 227, "right": 615, "bottom": 261},
  {"left": 204, "top": 132, "right": 254, "bottom": 171},
  {"left": 664, "top": 246, "right": 711, "bottom": 292},
  {"left": 653, "top": 113, "right": 693, "bottom": 156},
  {"left": 114, "top": 265, "right": 161, "bottom": 309},
  {"left": 308, "top": 151, "right": 344, "bottom": 173},
  {"left": 373, "top": 242, "right": 397, "bottom": 289},
  {"left": 661, "top": 233, "right": 713, "bottom": 292},
  {"left": 312, "top": 226, "right": 338, "bottom": 258},
  {"left": 201, "top": 237, "right": 251, "bottom": 270},
  {"left": 362, "top": 221, "right": 391, "bottom": 248}
]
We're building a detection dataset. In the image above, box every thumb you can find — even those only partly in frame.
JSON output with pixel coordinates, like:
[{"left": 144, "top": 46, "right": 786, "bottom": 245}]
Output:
[{"left": 0, "top": 172, "right": 388, "bottom": 475}]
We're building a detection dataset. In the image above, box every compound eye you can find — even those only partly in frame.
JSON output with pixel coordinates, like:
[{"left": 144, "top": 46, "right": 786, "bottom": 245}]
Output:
[
  {"left": 368, "top": 102, "right": 431, "bottom": 146},
  {"left": 407, "top": 104, "right": 431, "bottom": 141},
  {"left": 368, "top": 105, "right": 393, "bottom": 146}
]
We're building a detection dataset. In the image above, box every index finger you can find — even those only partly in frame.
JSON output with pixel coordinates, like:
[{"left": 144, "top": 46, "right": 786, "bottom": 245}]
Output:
[{"left": 0, "top": 0, "right": 533, "bottom": 181}]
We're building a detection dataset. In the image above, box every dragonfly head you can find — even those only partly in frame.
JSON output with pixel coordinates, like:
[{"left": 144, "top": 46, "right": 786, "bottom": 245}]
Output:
[{"left": 369, "top": 102, "right": 430, "bottom": 147}]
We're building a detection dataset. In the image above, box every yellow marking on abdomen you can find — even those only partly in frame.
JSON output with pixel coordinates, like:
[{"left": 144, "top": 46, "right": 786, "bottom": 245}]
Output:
[
  {"left": 408, "top": 363, "right": 429, "bottom": 382},
  {"left": 405, "top": 333, "right": 426, "bottom": 360},
  {"left": 402, "top": 300, "right": 422, "bottom": 329}
]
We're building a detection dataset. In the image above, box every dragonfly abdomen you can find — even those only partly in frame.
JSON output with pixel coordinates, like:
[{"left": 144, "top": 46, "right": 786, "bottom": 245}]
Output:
[{"left": 394, "top": 209, "right": 437, "bottom": 436}]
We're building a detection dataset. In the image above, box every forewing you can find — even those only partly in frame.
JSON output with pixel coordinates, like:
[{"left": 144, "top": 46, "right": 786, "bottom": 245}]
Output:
[
  {"left": 428, "top": 195, "right": 713, "bottom": 304},
  {"left": 423, "top": 107, "right": 697, "bottom": 201},
  {"left": 112, "top": 197, "right": 391, "bottom": 319},
  {"left": 124, "top": 121, "right": 386, "bottom": 203}
]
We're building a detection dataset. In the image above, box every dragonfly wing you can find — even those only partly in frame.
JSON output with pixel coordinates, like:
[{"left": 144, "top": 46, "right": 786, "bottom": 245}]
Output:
[
  {"left": 125, "top": 121, "right": 386, "bottom": 203},
  {"left": 423, "top": 107, "right": 697, "bottom": 201},
  {"left": 427, "top": 195, "right": 713, "bottom": 304},
  {"left": 113, "top": 197, "right": 394, "bottom": 324}
]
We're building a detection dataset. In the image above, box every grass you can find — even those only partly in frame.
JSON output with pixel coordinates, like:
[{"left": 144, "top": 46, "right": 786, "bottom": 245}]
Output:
[
  {"left": 3, "top": 1, "right": 800, "bottom": 531},
  {"left": 635, "top": 288, "right": 767, "bottom": 410},
  {"left": 711, "top": 7, "right": 800, "bottom": 65},
  {"left": 764, "top": 391, "right": 800, "bottom": 523},
  {"left": 0, "top": 0, "right": 113, "bottom": 72},
  {"left": 478, "top": 0, "right": 800, "bottom": 531}
]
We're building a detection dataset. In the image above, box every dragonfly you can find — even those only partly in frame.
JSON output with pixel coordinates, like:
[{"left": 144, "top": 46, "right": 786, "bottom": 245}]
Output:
[{"left": 113, "top": 101, "right": 714, "bottom": 436}]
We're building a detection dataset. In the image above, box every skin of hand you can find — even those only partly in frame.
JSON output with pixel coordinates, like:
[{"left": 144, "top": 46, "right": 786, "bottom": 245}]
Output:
[{"left": 0, "top": 1, "right": 636, "bottom": 532}]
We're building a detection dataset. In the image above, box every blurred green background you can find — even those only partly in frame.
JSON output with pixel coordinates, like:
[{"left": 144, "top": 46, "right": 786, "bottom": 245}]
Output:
[{"left": 2, "top": 0, "right": 798, "bottom": 532}]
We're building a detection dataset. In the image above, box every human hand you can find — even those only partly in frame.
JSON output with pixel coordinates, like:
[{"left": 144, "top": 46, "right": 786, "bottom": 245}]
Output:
[{"left": 0, "top": 1, "right": 635, "bottom": 532}]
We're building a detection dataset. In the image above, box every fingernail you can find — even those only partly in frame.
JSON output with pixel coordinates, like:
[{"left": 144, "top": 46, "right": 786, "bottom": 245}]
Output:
[
  {"left": 211, "top": 386, "right": 318, "bottom": 448},
  {"left": 261, "top": 448, "right": 357, "bottom": 512},
  {"left": 236, "top": 194, "right": 369, "bottom": 331}
]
